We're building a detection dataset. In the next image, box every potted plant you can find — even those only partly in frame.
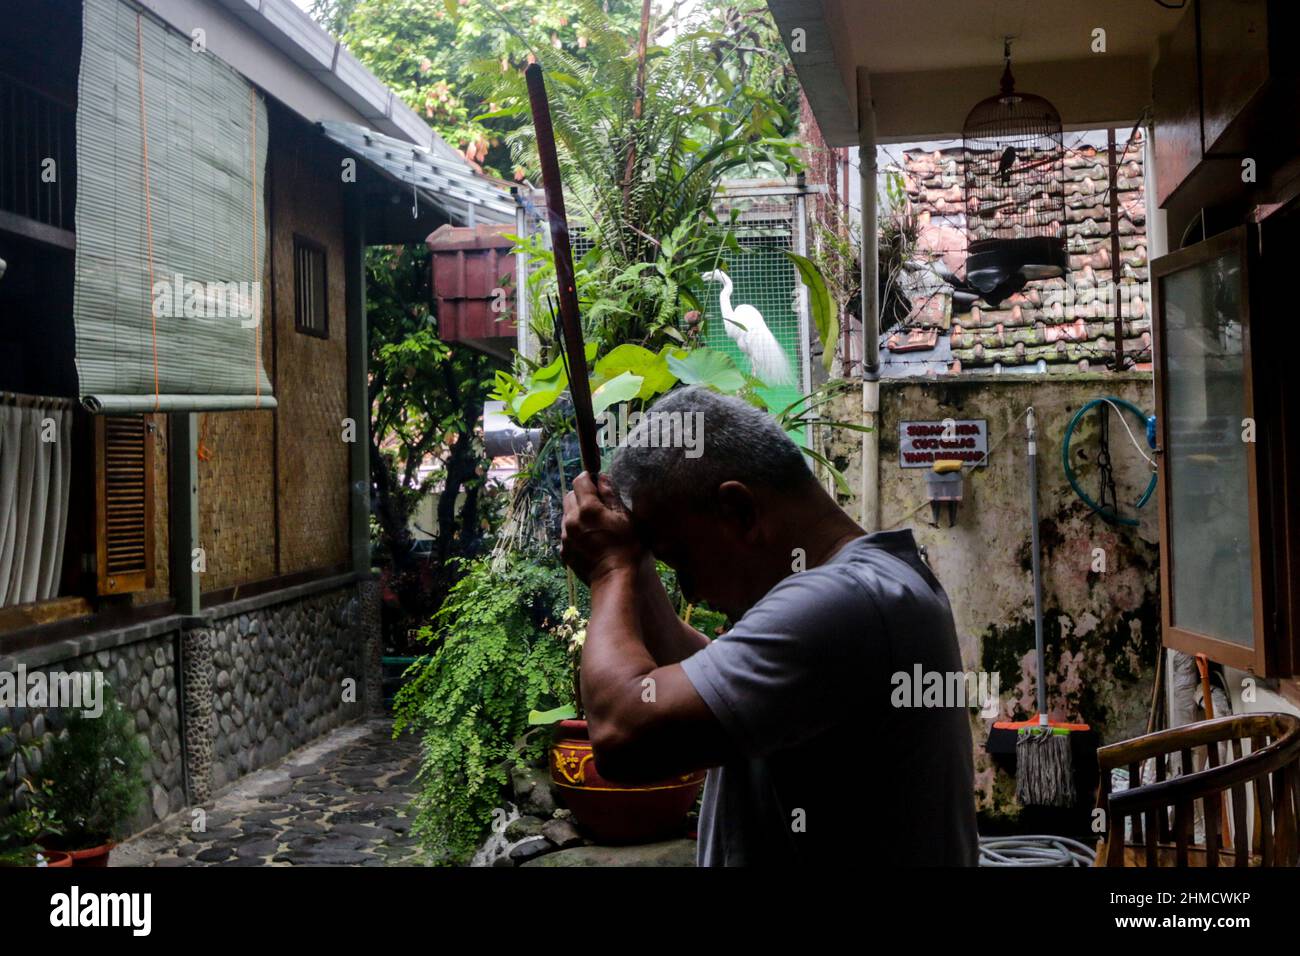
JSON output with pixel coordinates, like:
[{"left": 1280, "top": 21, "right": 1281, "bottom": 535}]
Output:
[
  {"left": 0, "top": 725, "right": 68, "bottom": 867},
  {"left": 39, "top": 688, "right": 146, "bottom": 867},
  {"left": 530, "top": 604, "right": 705, "bottom": 846}
]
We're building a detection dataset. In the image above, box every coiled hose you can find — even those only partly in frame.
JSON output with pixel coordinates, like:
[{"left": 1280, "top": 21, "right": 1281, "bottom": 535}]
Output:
[
  {"left": 978, "top": 834, "right": 1096, "bottom": 867},
  {"left": 1061, "top": 396, "right": 1157, "bottom": 527}
]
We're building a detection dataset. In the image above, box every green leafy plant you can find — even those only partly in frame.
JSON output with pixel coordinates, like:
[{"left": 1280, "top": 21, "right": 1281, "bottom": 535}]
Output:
[
  {"left": 0, "top": 726, "right": 62, "bottom": 867},
  {"left": 785, "top": 251, "right": 838, "bottom": 374},
  {"left": 527, "top": 604, "right": 587, "bottom": 726},
  {"left": 808, "top": 168, "right": 917, "bottom": 359},
  {"left": 774, "top": 381, "right": 874, "bottom": 496},
  {"left": 39, "top": 689, "right": 147, "bottom": 851},
  {"left": 393, "top": 551, "right": 580, "bottom": 864},
  {"left": 367, "top": 244, "right": 507, "bottom": 651}
]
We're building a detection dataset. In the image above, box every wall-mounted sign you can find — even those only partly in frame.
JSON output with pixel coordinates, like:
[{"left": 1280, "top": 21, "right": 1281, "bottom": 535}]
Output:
[{"left": 899, "top": 419, "right": 988, "bottom": 468}]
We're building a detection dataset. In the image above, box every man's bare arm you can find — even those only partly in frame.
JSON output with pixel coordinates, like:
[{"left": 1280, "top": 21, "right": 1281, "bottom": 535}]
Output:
[
  {"left": 581, "top": 565, "right": 735, "bottom": 782},
  {"left": 560, "top": 472, "right": 733, "bottom": 781},
  {"left": 632, "top": 553, "right": 710, "bottom": 666}
]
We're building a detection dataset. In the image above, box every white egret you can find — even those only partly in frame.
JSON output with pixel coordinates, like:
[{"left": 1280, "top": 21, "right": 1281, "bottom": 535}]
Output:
[{"left": 700, "top": 269, "right": 795, "bottom": 387}]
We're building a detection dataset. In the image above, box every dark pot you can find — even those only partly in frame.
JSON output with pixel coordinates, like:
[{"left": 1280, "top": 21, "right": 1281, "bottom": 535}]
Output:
[{"left": 549, "top": 719, "right": 704, "bottom": 845}]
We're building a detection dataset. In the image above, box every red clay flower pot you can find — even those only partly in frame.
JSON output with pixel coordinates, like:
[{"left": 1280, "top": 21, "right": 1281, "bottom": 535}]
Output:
[
  {"left": 43, "top": 843, "right": 114, "bottom": 867},
  {"left": 40, "top": 850, "right": 73, "bottom": 868},
  {"left": 549, "top": 719, "right": 704, "bottom": 845}
]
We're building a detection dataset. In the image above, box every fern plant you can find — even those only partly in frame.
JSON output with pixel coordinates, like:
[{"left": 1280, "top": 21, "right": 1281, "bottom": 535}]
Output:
[{"left": 393, "top": 551, "right": 582, "bottom": 864}]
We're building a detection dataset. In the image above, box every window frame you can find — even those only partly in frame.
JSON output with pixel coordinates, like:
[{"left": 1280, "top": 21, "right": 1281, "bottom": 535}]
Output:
[
  {"left": 292, "top": 233, "right": 329, "bottom": 339},
  {"left": 1151, "top": 225, "right": 1270, "bottom": 674}
]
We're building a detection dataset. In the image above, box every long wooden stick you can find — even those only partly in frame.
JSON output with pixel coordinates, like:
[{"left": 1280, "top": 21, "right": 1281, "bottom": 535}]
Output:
[{"left": 525, "top": 62, "right": 601, "bottom": 477}]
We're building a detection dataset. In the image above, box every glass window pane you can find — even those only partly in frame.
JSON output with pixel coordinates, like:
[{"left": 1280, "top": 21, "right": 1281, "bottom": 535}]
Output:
[{"left": 1162, "top": 251, "right": 1253, "bottom": 646}]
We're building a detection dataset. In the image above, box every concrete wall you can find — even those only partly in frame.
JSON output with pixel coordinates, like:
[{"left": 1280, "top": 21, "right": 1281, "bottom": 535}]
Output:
[{"left": 825, "top": 373, "right": 1161, "bottom": 820}]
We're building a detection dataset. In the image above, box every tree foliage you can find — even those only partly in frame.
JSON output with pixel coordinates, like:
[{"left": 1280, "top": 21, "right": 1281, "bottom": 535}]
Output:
[
  {"left": 311, "top": 0, "right": 643, "bottom": 177},
  {"left": 365, "top": 245, "right": 504, "bottom": 635},
  {"left": 473, "top": 0, "right": 800, "bottom": 355}
]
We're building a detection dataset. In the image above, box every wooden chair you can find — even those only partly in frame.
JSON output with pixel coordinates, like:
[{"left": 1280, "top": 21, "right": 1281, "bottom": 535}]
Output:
[{"left": 1094, "top": 713, "right": 1300, "bottom": 867}]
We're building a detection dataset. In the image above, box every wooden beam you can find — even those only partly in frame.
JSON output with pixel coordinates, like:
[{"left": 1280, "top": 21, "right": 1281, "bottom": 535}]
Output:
[
  {"left": 168, "top": 412, "right": 200, "bottom": 618},
  {"left": 344, "top": 185, "right": 370, "bottom": 575},
  {"left": 0, "top": 209, "right": 75, "bottom": 250}
]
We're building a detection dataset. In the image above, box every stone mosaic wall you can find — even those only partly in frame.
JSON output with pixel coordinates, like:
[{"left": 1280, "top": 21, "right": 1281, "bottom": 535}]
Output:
[
  {"left": 2, "top": 580, "right": 374, "bottom": 836},
  {"left": 0, "top": 632, "right": 186, "bottom": 834},
  {"left": 206, "top": 587, "right": 366, "bottom": 790}
]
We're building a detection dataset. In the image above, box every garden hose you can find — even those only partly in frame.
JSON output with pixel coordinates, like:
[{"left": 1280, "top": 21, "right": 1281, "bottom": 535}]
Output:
[
  {"left": 978, "top": 834, "right": 1096, "bottom": 867},
  {"left": 1061, "top": 396, "right": 1157, "bottom": 527}
]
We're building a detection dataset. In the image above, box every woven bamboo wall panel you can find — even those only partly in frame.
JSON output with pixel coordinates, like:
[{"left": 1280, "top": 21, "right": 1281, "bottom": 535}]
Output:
[
  {"left": 193, "top": 179, "right": 277, "bottom": 595},
  {"left": 197, "top": 408, "right": 276, "bottom": 593},
  {"left": 271, "top": 120, "right": 349, "bottom": 575}
]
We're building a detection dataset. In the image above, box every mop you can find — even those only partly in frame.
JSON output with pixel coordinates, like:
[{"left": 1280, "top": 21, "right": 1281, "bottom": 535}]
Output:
[{"left": 998, "top": 407, "right": 1089, "bottom": 807}]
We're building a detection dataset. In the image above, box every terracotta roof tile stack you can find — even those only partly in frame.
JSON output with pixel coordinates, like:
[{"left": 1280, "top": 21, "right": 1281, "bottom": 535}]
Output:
[{"left": 890, "top": 129, "right": 1151, "bottom": 374}]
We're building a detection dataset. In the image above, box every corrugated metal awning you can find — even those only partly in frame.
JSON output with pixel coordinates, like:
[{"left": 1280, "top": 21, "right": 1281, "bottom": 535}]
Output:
[{"left": 319, "top": 120, "right": 517, "bottom": 226}]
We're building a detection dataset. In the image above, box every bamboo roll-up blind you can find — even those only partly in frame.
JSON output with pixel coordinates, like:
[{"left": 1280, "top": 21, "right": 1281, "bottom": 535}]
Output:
[{"left": 73, "top": 0, "right": 275, "bottom": 414}]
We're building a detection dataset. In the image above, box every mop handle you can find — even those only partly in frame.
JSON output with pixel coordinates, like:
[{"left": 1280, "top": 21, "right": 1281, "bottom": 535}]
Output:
[{"left": 1027, "top": 407, "right": 1047, "bottom": 727}]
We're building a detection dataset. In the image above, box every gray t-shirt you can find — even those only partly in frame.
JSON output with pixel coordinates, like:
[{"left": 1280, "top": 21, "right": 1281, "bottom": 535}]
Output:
[{"left": 679, "top": 529, "right": 978, "bottom": 866}]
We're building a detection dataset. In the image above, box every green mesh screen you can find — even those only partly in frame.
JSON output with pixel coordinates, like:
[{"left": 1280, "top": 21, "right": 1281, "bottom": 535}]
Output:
[{"left": 700, "top": 190, "right": 807, "bottom": 445}]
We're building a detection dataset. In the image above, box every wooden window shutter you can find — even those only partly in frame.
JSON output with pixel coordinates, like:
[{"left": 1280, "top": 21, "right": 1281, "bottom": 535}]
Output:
[{"left": 94, "top": 414, "right": 155, "bottom": 595}]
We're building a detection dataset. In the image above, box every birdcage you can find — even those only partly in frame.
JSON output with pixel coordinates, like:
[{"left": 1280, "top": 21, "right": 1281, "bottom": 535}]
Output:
[{"left": 961, "top": 42, "right": 1068, "bottom": 306}]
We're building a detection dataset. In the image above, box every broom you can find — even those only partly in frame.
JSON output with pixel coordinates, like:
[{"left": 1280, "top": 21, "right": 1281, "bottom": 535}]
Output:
[{"left": 998, "top": 407, "right": 1089, "bottom": 807}]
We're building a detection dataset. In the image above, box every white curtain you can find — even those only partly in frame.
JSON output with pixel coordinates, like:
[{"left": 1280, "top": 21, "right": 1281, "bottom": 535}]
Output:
[{"left": 0, "top": 404, "right": 74, "bottom": 607}]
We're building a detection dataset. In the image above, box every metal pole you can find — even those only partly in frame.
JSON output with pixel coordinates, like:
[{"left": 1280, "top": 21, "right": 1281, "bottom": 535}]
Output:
[
  {"left": 857, "top": 67, "right": 881, "bottom": 531},
  {"left": 514, "top": 189, "right": 530, "bottom": 361},
  {"left": 794, "top": 181, "right": 812, "bottom": 396},
  {"left": 344, "top": 185, "right": 370, "bottom": 575},
  {"left": 858, "top": 70, "right": 879, "bottom": 375},
  {"left": 1027, "top": 406, "right": 1047, "bottom": 724},
  {"left": 168, "top": 412, "right": 200, "bottom": 617},
  {"left": 1107, "top": 128, "right": 1124, "bottom": 371}
]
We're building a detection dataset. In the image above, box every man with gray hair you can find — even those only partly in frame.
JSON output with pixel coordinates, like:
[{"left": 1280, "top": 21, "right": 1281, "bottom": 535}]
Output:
[{"left": 561, "top": 386, "right": 978, "bottom": 866}]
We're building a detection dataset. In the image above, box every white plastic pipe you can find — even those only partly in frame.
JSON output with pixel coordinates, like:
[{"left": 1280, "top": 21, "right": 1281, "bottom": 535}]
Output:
[{"left": 857, "top": 68, "right": 881, "bottom": 531}]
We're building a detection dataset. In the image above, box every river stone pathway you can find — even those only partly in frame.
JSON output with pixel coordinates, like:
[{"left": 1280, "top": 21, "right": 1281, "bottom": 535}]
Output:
[{"left": 113, "top": 718, "right": 429, "bottom": 867}]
